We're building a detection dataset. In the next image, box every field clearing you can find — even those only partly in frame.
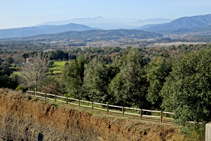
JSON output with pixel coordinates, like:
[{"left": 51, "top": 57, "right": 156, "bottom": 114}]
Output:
[
  {"left": 52, "top": 70, "right": 62, "bottom": 74},
  {"left": 49, "top": 61, "right": 68, "bottom": 70},
  {"left": 12, "top": 71, "right": 21, "bottom": 75},
  {"left": 11, "top": 61, "right": 68, "bottom": 75},
  {"left": 148, "top": 42, "right": 207, "bottom": 47}
]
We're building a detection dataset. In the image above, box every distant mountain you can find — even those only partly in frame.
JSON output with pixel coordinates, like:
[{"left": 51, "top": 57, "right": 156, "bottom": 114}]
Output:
[
  {"left": 38, "top": 17, "right": 173, "bottom": 29},
  {"left": 137, "top": 14, "right": 211, "bottom": 34},
  {"left": 170, "top": 25, "right": 211, "bottom": 35},
  {"left": 39, "top": 16, "right": 104, "bottom": 26},
  {"left": 0, "top": 23, "right": 93, "bottom": 39},
  {"left": 7, "top": 29, "right": 163, "bottom": 42}
]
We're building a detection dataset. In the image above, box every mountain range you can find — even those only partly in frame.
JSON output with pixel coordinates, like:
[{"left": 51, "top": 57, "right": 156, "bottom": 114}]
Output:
[
  {"left": 0, "top": 23, "right": 93, "bottom": 39},
  {"left": 1, "top": 14, "right": 211, "bottom": 40},
  {"left": 138, "top": 14, "right": 211, "bottom": 35},
  {"left": 10, "top": 29, "right": 163, "bottom": 42}
]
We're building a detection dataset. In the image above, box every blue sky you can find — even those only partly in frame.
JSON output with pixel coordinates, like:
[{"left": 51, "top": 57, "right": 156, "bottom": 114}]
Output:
[{"left": 0, "top": 0, "right": 211, "bottom": 29}]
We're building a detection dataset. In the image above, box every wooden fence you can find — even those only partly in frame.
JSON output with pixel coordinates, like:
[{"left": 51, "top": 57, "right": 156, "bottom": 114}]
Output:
[{"left": 27, "top": 90, "right": 175, "bottom": 123}]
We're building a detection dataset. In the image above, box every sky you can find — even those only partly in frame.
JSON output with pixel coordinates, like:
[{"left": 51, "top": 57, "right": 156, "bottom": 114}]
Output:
[{"left": 0, "top": 0, "right": 211, "bottom": 29}]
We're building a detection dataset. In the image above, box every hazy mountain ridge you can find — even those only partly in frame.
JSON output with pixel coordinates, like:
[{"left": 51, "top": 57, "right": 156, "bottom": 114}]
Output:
[
  {"left": 11, "top": 29, "right": 163, "bottom": 42},
  {"left": 39, "top": 17, "right": 172, "bottom": 29},
  {"left": 138, "top": 14, "right": 211, "bottom": 35},
  {"left": 0, "top": 23, "right": 93, "bottom": 39}
]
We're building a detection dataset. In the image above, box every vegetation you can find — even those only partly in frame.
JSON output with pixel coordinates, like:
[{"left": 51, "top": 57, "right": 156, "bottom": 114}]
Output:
[
  {"left": 61, "top": 56, "right": 88, "bottom": 98},
  {"left": 19, "top": 55, "right": 49, "bottom": 89},
  {"left": 161, "top": 49, "right": 211, "bottom": 125},
  {"left": 2, "top": 43, "right": 211, "bottom": 139}
]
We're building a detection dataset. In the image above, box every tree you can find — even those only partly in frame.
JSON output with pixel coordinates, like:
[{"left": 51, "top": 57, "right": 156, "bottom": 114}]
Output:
[
  {"left": 108, "top": 48, "right": 149, "bottom": 108},
  {"left": 146, "top": 53, "right": 172, "bottom": 108},
  {"left": 4, "top": 56, "right": 14, "bottom": 64},
  {"left": 61, "top": 56, "right": 88, "bottom": 98},
  {"left": 161, "top": 49, "right": 211, "bottom": 125},
  {"left": 19, "top": 55, "right": 49, "bottom": 89},
  {"left": 83, "top": 57, "right": 112, "bottom": 103},
  {"left": 41, "top": 76, "right": 63, "bottom": 95},
  {"left": 0, "top": 57, "right": 18, "bottom": 89}
]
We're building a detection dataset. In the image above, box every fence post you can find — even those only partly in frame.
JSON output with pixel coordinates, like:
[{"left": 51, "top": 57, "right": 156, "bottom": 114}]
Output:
[
  {"left": 140, "top": 109, "right": 142, "bottom": 120},
  {"left": 92, "top": 101, "right": 93, "bottom": 110},
  {"left": 160, "top": 111, "right": 163, "bottom": 123},
  {"left": 66, "top": 97, "right": 68, "bottom": 104},
  {"left": 34, "top": 88, "right": 36, "bottom": 96},
  {"left": 45, "top": 93, "right": 46, "bottom": 99},
  {"left": 54, "top": 94, "right": 56, "bottom": 102},
  {"left": 107, "top": 104, "right": 109, "bottom": 114},
  {"left": 122, "top": 107, "right": 124, "bottom": 116},
  {"left": 78, "top": 100, "right": 80, "bottom": 108},
  {"left": 206, "top": 122, "right": 211, "bottom": 141}
]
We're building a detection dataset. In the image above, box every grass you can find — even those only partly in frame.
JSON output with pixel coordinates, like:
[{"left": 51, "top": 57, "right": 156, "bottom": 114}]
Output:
[
  {"left": 52, "top": 70, "right": 62, "bottom": 74},
  {"left": 49, "top": 61, "right": 68, "bottom": 74},
  {"left": 49, "top": 61, "right": 68, "bottom": 70},
  {"left": 11, "top": 61, "right": 68, "bottom": 75},
  {"left": 178, "top": 124, "right": 205, "bottom": 141},
  {"left": 34, "top": 92, "right": 173, "bottom": 122},
  {"left": 12, "top": 71, "right": 21, "bottom": 75}
]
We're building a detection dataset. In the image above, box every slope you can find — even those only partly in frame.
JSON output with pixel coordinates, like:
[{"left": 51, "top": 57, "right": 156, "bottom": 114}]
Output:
[{"left": 0, "top": 23, "right": 93, "bottom": 39}]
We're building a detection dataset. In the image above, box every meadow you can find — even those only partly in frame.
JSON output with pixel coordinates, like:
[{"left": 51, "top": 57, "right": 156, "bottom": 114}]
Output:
[{"left": 11, "top": 61, "right": 68, "bottom": 75}]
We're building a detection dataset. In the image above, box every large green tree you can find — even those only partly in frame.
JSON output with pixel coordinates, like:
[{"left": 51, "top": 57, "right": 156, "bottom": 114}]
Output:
[
  {"left": 83, "top": 57, "right": 112, "bottom": 103},
  {"left": 161, "top": 49, "right": 211, "bottom": 125},
  {"left": 146, "top": 53, "right": 172, "bottom": 108},
  {"left": 108, "top": 48, "right": 149, "bottom": 108},
  {"left": 61, "top": 56, "right": 88, "bottom": 98}
]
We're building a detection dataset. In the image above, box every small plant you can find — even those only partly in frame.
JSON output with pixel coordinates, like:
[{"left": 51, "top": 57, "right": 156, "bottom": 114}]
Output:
[
  {"left": 52, "top": 103, "right": 58, "bottom": 107},
  {"left": 24, "top": 94, "right": 32, "bottom": 101},
  {"left": 42, "top": 100, "right": 48, "bottom": 104},
  {"left": 134, "top": 122, "right": 141, "bottom": 126},
  {"left": 34, "top": 97, "right": 39, "bottom": 102},
  {"left": 15, "top": 85, "right": 24, "bottom": 91},
  {"left": 86, "top": 111, "right": 93, "bottom": 116},
  {"left": 179, "top": 124, "right": 205, "bottom": 141}
]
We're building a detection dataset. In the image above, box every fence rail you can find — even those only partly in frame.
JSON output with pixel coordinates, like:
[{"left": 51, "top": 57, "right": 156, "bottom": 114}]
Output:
[{"left": 27, "top": 90, "right": 175, "bottom": 123}]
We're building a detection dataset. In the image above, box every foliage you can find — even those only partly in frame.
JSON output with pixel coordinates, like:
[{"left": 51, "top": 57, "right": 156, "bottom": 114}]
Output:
[
  {"left": 41, "top": 76, "right": 64, "bottom": 95},
  {"left": 61, "top": 56, "right": 88, "bottom": 98},
  {"left": 15, "top": 85, "right": 25, "bottom": 91},
  {"left": 146, "top": 52, "right": 172, "bottom": 107},
  {"left": 19, "top": 55, "right": 49, "bottom": 89},
  {"left": 179, "top": 123, "right": 205, "bottom": 141},
  {"left": 83, "top": 57, "right": 113, "bottom": 102},
  {"left": 108, "top": 48, "right": 150, "bottom": 107},
  {"left": 0, "top": 56, "right": 18, "bottom": 89},
  {"left": 0, "top": 59, "right": 12, "bottom": 76},
  {"left": 48, "top": 61, "right": 54, "bottom": 67},
  {"left": 161, "top": 49, "right": 211, "bottom": 125}
]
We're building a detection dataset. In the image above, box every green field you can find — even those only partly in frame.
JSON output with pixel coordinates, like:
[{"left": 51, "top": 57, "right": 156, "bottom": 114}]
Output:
[
  {"left": 12, "top": 61, "right": 68, "bottom": 75},
  {"left": 49, "top": 61, "right": 68, "bottom": 74},
  {"left": 50, "top": 61, "right": 68, "bottom": 70},
  {"left": 12, "top": 71, "right": 21, "bottom": 75}
]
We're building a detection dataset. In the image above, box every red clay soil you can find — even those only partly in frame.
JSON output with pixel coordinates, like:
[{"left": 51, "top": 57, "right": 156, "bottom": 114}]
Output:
[{"left": 0, "top": 89, "right": 183, "bottom": 141}]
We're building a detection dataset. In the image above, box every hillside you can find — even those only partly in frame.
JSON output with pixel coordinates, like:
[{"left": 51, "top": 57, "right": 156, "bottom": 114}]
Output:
[
  {"left": 0, "top": 23, "right": 93, "bottom": 39},
  {"left": 0, "top": 89, "right": 183, "bottom": 141},
  {"left": 138, "top": 14, "right": 211, "bottom": 35}
]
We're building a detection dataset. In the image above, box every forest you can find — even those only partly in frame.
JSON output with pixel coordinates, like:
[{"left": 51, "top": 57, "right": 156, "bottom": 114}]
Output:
[{"left": 1, "top": 44, "right": 211, "bottom": 130}]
